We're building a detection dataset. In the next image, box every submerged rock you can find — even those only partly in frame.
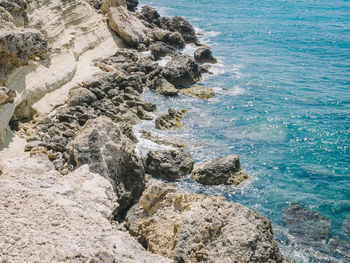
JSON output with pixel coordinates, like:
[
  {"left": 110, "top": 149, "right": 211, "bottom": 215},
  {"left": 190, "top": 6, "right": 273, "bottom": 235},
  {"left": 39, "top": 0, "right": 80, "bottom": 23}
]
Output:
[
  {"left": 283, "top": 204, "right": 332, "bottom": 247},
  {"left": 190, "top": 155, "right": 249, "bottom": 185},
  {"left": 162, "top": 55, "right": 201, "bottom": 87},
  {"left": 180, "top": 84, "right": 215, "bottom": 99},
  {"left": 126, "top": 181, "right": 284, "bottom": 263},
  {"left": 68, "top": 116, "right": 145, "bottom": 218},
  {"left": 194, "top": 47, "right": 217, "bottom": 63},
  {"left": 155, "top": 108, "right": 187, "bottom": 130},
  {"left": 145, "top": 149, "right": 194, "bottom": 180},
  {"left": 140, "top": 130, "right": 186, "bottom": 148}
]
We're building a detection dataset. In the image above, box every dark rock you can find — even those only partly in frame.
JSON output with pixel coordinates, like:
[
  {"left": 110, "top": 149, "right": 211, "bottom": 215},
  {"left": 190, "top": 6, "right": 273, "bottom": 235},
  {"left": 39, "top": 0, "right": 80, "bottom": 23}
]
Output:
[
  {"left": 159, "top": 16, "right": 199, "bottom": 44},
  {"left": 126, "top": 0, "right": 138, "bottom": 11},
  {"left": 68, "top": 88, "right": 98, "bottom": 106},
  {"left": 283, "top": 204, "right": 332, "bottom": 247},
  {"left": 167, "top": 31, "right": 185, "bottom": 49},
  {"left": 194, "top": 47, "right": 217, "bottom": 64},
  {"left": 148, "top": 76, "right": 178, "bottom": 97},
  {"left": 67, "top": 116, "right": 145, "bottom": 219},
  {"left": 190, "top": 155, "right": 249, "bottom": 185},
  {"left": 140, "top": 6, "right": 159, "bottom": 24},
  {"left": 149, "top": 41, "right": 179, "bottom": 60},
  {"left": 145, "top": 149, "right": 194, "bottom": 180},
  {"left": 155, "top": 108, "right": 186, "bottom": 130},
  {"left": 199, "top": 64, "right": 212, "bottom": 74},
  {"left": 86, "top": 0, "right": 103, "bottom": 9},
  {"left": 162, "top": 55, "right": 201, "bottom": 87}
]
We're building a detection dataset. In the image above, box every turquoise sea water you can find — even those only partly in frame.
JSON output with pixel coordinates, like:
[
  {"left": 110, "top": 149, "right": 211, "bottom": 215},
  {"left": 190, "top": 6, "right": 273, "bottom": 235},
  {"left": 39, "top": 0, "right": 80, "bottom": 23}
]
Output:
[{"left": 138, "top": 0, "right": 350, "bottom": 261}]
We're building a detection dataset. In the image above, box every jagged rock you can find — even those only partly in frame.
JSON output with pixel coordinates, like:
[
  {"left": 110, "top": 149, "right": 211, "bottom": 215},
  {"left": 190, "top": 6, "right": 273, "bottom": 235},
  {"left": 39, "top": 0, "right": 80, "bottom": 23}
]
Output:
[
  {"left": 145, "top": 149, "right": 194, "bottom": 180},
  {"left": 283, "top": 204, "right": 332, "bottom": 247},
  {"left": 0, "top": 86, "right": 16, "bottom": 106},
  {"left": 200, "top": 64, "right": 213, "bottom": 74},
  {"left": 194, "top": 47, "right": 217, "bottom": 63},
  {"left": 0, "top": 29, "right": 48, "bottom": 85},
  {"left": 86, "top": 0, "right": 104, "bottom": 10},
  {"left": 0, "top": 0, "right": 28, "bottom": 26},
  {"left": 149, "top": 41, "right": 179, "bottom": 60},
  {"left": 190, "top": 155, "right": 249, "bottom": 185},
  {"left": 148, "top": 76, "right": 178, "bottom": 96},
  {"left": 126, "top": 181, "right": 284, "bottom": 263},
  {"left": 162, "top": 55, "right": 201, "bottom": 87},
  {"left": 159, "top": 16, "right": 199, "bottom": 44},
  {"left": 108, "top": 6, "right": 148, "bottom": 47},
  {"left": 126, "top": 0, "right": 138, "bottom": 11},
  {"left": 155, "top": 108, "right": 187, "bottom": 130},
  {"left": 140, "top": 6, "right": 160, "bottom": 24},
  {"left": 67, "top": 87, "right": 98, "bottom": 106},
  {"left": 180, "top": 84, "right": 215, "bottom": 99},
  {"left": 167, "top": 31, "right": 185, "bottom": 48},
  {"left": 0, "top": 157, "right": 172, "bottom": 263},
  {"left": 67, "top": 116, "right": 145, "bottom": 218}
]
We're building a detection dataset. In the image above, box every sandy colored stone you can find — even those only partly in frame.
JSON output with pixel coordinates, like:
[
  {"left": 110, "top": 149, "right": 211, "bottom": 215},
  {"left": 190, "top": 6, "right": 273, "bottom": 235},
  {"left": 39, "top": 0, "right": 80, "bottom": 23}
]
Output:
[{"left": 180, "top": 84, "right": 215, "bottom": 99}]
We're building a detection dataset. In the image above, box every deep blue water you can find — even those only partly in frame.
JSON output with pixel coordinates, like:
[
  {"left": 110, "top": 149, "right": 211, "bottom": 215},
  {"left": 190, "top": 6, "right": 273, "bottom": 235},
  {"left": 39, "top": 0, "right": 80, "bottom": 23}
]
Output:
[{"left": 138, "top": 0, "right": 350, "bottom": 261}]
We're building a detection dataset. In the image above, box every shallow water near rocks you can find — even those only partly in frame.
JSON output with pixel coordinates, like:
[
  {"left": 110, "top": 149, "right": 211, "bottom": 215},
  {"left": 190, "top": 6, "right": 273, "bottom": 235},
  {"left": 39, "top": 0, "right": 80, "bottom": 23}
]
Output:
[{"left": 138, "top": 0, "right": 350, "bottom": 262}]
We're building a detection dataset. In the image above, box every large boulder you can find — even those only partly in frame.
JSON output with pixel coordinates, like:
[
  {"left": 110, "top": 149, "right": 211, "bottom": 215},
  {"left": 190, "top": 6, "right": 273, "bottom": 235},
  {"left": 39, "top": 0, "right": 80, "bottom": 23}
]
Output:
[
  {"left": 159, "top": 16, "right": 199, "bottom": 44},
  {"left": 149, "top": 41, "right": 179, "bottom": 60},
  {"left": 155, "top": 108, "right": 187, "bottom": 130},
  {"left": 107, "top": 6, "right": 148, "bottom": 47},
  {"left": 126, "top": 181, "right": 284, "bottom": 263},
  {"left": 162, "top": 55, "right": 201, "bottom": 87},
  {"left": 194, "top": 47, "right": 217, "bottom": 64},
  {"left": 140, "top": 6, "right": 160, "bottom": 24},
  {"left": 0, "top": 29, "right": 48, "bottom": 85},
  {"left": 148, "top": 76, "right": 179, "bottom": 97},
  {"left": 180, "top": 84, "right": 215, "bottom": 99},
  {"left": 145, "top": 149, "right": 194, "bottom": 180},
  {"left": 190, "top": 155, "right": 249, "bottom": 186},
  {"left": 67, "top": 116, "right": 145, "bottom": 218}
]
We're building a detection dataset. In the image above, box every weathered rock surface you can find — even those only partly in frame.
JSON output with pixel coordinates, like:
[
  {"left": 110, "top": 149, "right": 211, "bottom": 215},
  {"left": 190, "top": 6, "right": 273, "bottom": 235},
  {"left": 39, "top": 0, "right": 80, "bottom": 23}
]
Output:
[
  {"left": 194, "top": 47, "right": 217, "bottom": 63},
  {"left": 0, "top": 156, "right": 172, "bottom": 263},
  {"left": 108, "top": 6, "right": 148, "bottom": 47},
  {"left": 283, "top": 204, "right": 332, "bottom": 247},
  {"left": 155, "top": 108, "right": 187, "bottom": 130},
  {"left": 126, "top": 181, "right": 284, "bottom": 263},
  {"left": 162, "top": 55, "right": 201, "bottom": 87},
  {"left": 150, "top": 41, "right": 179, "bottom": 60},
  {"left": 68, "top": 116, "right": 145, "bottom": 218},
  {"left": 0, "top": 86, "right": 16, "bottom": 106},
  {"left": 148, "top": 76, "right": 178, "bottom": 96},
  {"left": 190, "top": 155, "right": 249, "bottom": 185},
  {"left": 159, "top": 16, "right": 199, "bottom": 44},
  {"left": 180, "top": 84, "right": 215, "bottom": 99},
  {"left": 0, "top": 29, "right": 48, "bottom": 85},
  {"left": 145, "top": 149, "right": 194, "bottom": 180},
  {"left": 140, "top": 130, "right": 186, "bottom": 148}
]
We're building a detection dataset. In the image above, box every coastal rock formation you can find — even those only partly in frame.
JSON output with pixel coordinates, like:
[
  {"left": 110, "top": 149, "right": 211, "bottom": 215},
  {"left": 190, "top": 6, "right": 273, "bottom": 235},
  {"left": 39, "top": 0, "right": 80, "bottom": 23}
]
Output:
[
  {"left": 0, "top": 157, "right": 171, "bottom": 263},
  {"left": 150, "top": 41, "right": 180, "bottom": 60},
  {"left": 148, "top": 76, "right": 179, "bottom": 97},
  {"left": 162, "top": 55, "right": 201, "bottom": 87},
  {"left": 283, "top": 204, "right": 332, "bottom": 247},
  {"left": 140, "top": 130, "right": 186, "bottom": 148},
  {"left": 180, "top": 84, "right": 215, "bottom": 99},
  {"left": 190, "top": 155, "right": 249, "bottom": 185},
  {"left": 159, "top": 16, "right": 199, "bottom": 44},
  {"left": 0, "top": 86, "right": 16, "bottom": 106},
  {"left": 155, "top": 108, "right": 187, "bottom": 130},
  {"left": 126, "top": 181, "right": 284, "bottom": 263},
  {"left": 194, "top": 47, "right": 217, "bottom": 64},
  {"left": 145, "top": 149, "right": 194, "bottom": 180},
  {"left": 68, "top": 116, "right": 145, "bottom": 218}
]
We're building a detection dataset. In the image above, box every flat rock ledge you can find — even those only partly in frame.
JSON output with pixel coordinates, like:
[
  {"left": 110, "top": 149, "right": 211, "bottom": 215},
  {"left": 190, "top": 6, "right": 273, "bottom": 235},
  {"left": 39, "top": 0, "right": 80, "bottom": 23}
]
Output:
[
  {"left": 0, "top": 157, "right": 171, "bottom": 263},
  {"left": 126, "top": 181, "right": 284, "bottom": 263}
]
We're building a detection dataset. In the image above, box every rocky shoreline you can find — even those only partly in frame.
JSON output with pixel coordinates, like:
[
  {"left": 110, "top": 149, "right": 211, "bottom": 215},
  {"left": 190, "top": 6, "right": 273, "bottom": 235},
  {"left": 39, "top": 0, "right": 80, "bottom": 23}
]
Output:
[{"left": 0, "top": 0, "right": 285, "bottom": 262}]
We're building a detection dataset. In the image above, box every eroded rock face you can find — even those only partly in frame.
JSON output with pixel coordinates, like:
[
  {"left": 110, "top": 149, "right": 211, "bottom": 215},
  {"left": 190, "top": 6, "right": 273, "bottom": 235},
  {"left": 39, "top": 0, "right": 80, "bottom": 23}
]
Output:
[
  {"left": 0, "top": 157, "right": 172, "bottom": 263},
  {"left": 150, "top": 41, "right": 179, "bottom": 60},
  {"left": 145, "top": 149, "right": 194, "bottom": 180},
  {"left": 180, "top": 84, "right": 215, "bottom": 99},
  {"left": 190, "top": 155, "right": 249, "bottom": 186},
  {"left": 148, "top": 75, "right": 179, "bottom": 97},
  {"left": 194, "top": 47, "right": 217, "bottom": 63},
  {"left": 0, "top": 29, "right": 48, "bottom": 85},
  {"left": 68, "top": 116, "right": 145, "bottom": 218},
  {"left": 283, "top": 204, "right": 332, "bottom": 247},
  {"left": 0, "top": 86, "right": 16, "bottom": 106},
  {"left": 159, "top": 16, "right": 199, "bottom": 44},
  {"left": 162, "top": 55, "right": 201, "bottom": 87},
  {"left": 108, "top": 6, "right": 148, "bottom": 47},
  {"left": 126, "top": 181, "right": 284, "bottom": 263},
  {"left": 155, "top": 108, "right": 187, "bottom": 130}
]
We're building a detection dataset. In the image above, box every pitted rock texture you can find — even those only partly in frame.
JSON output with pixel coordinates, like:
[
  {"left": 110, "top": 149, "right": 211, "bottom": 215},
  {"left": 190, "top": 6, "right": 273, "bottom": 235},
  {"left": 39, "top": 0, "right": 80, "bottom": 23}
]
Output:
[
  {"left": 155, "top": 108, "right": 187, "bottom": 130},
  {"left": 68, "top": 116, "right": 145, "bottom": 218},
  {"left": 126, "top": 181, "right": 284, "bottom": 263},
  {"left": 180, "top": 84, "right": 215, "bottom": 99},
  {"left": 194, "top": 47, "right": 217, "bottom": 64},
  {"left": 0, "top": 157, "right": 172, "bottom": 263},
  {"left": 145, "top": 149, "right": 194, "bottom": 180},
  {"left": 0, "top": 86, "right": 16, "bottom": 106},
  {"left": 190, "top": 155, "right": 249, "bottom": 186},
  {"left": 159, "top": 16, "right": 199, "bottom": 44}
]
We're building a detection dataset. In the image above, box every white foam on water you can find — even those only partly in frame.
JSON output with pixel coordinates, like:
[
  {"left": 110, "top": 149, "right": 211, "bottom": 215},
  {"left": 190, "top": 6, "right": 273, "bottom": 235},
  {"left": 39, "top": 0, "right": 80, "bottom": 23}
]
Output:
[
  {"left": 155, "top": 56, "right": 172, "bottom": 67},
  {"left": 139, "top": 50, "right": 151, "bottom": 57}
]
